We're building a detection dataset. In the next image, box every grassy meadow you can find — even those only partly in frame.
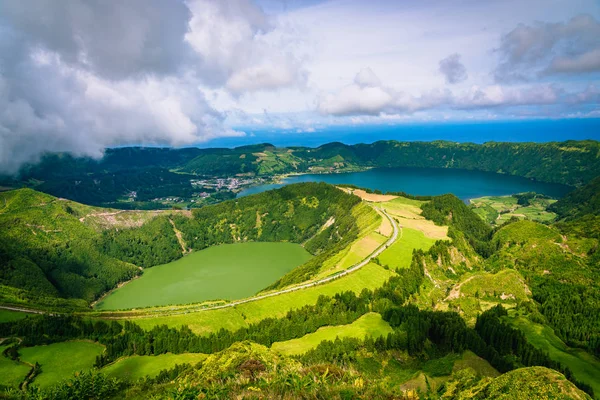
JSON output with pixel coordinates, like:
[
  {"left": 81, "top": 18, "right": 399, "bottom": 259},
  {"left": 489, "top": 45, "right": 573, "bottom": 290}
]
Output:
[
  {"left": 102, "top": 353, "right": 207, "bottom": 381},
  {"left": 378, "top": 227, "right": 437, "bottom": 270},
  {"left": 96, "top": 242, "right": 312, "bottom": 310},
  {"left": 19, "top": 341, "right": 105, "bottom": 389},
  {"left": 0, "top": 309, "right": 30, "bottom": 323},
  {"left": 0, "top": 345, "right": 30, "bottom": 389},
  {"left": 271, "top": 312, "right": 393, "bottom": 355}
]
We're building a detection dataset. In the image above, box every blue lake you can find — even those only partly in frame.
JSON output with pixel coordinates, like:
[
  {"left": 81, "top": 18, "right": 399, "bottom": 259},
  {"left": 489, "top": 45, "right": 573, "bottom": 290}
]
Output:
[{"left": 238, "top": 167, "right": 573, "bottom": 201}]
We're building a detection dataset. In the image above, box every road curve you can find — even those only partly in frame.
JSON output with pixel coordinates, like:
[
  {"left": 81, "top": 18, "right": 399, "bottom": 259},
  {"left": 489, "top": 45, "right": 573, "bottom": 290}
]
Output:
[{"left": 0, "top": 208, "right": 399, "bottom": 319}]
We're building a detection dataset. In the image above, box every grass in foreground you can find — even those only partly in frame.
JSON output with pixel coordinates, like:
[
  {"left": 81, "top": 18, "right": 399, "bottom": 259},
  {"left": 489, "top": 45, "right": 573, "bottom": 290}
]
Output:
[
  {"left": 271, "top": 312, "right": 393, "bottom": 355},
  {"left": 101, "top": 353, "right": 207, "bottom": 381},
  {"left": 0, "top": 346, "right": 30, "bottom": 389},
  {"left": 508, "top": 313, "right": 600, "bottom": 396},
  {"left": 96, "top": 242, "right": 312, "bottom": 310},
  {"left": 19, "top": 341, "right": 104, "bottom": 389}
]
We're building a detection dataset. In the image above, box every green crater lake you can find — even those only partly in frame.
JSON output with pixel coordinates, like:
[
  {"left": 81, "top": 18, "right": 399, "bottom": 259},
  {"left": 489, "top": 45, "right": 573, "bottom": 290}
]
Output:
[
  {"left": 239, "top": 167, "right": 573, "bottom": 200},
  {"left": 95, "top": 242, "right": 311, "bottom": 310}
]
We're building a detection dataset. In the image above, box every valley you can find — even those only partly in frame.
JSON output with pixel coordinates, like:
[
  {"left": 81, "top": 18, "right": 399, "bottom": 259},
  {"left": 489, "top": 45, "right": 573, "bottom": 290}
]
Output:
[{"left": 0, "top": 141, "right": 599, "bottom": 399}]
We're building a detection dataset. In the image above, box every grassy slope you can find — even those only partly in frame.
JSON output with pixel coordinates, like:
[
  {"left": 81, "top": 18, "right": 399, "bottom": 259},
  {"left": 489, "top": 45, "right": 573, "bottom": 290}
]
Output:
[
  {"left": 508, "top": 314, "right": 600, "bottom": 396},
  {"left": 19, "top": 341, "right": 104, "bottom": 389},
  {"left": 0, "top": 188, "right": 138, "bottom": 303},
  {"left": 131, "top": 263, "right": 395, "bottom": 334},
  {"left": 0, "top": 345, "right": 30, "bottom": 389},
  {"left": 96, "top": 242, "right": 311, "bottom": 310},
  {"left": 313, "top": 201, "right": 382, "bottom": 279},
  {"left": 378, "top": 228, "right": 437, "bottom": 270},
  {"left": 101, "top": 353, "right": 207, "bottom": 382},
  {"left": 271, "top": 312, "right": 393, "bottom": 356}
]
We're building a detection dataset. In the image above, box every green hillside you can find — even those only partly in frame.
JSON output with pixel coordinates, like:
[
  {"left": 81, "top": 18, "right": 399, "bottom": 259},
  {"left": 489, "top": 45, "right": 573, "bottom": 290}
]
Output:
[
  {"left": 0, "top": 183, "right": 369, "bottom": 309},
  {"left": 1, "top": 179, "right": 599, "bottom": 398}
]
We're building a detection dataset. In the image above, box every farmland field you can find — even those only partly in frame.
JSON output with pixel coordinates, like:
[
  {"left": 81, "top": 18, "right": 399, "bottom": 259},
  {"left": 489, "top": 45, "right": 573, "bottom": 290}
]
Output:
[
  {"left": 102, "top": 353, "right": 207, "bottom": 381},
  {"left": 271, "top": 312, "right": 393, "bottom": 355},
  {"left": 19, "top": 341, "right": 105, "bottom": 389},
  {"left": 96, "top": 242, "right": 312, "bottom": 310}
]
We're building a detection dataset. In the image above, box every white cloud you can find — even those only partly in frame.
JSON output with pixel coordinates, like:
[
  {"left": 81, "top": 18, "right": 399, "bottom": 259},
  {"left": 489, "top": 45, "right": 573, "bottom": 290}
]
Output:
[{"left": 185, "top": 0, "right": 306, "bottom": 93}]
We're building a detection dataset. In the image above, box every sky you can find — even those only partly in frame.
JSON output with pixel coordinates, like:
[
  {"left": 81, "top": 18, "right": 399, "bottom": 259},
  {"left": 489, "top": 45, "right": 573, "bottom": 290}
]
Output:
[{"left": 0, "top": 0, "right": 599, "bottom": 173}]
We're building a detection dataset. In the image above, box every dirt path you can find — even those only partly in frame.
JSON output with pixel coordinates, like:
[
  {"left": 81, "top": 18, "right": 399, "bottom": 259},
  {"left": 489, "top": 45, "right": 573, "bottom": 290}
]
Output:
[
  {"left": 169, "top": 218, "right": 189, "bottom": 254},
  {"left": 443, "top": 275, "right": 477, "bottom": 302}
]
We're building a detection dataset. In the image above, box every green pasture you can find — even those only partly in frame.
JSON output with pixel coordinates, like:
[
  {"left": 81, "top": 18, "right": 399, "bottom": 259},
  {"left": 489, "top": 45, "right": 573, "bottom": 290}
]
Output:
[
  {"left": 508, "top": 313, "right": 600, "bottom": 396},
  {"left": 102, "top": 353, "right": 207, "bottom": 381},
  {"left": 96, "top": 242, "right": 312, "bottom": 310},
  {"left": 0, "top": 309, "right": 30, "bottom": 323},
  {"left": 130, "top": 262, "right": 396, "bottom": 334},
  {"left": 19, "top": 341, "right": 105, "bottom": 389},
  {"left": 378, "top": 227, "right": 437, "bottom": 270},
  {"left": 0, "top": 345, "right": 30, "bottom": 389},
  {"left": 271, "top": 312, "right": 393, "bottom": 355}
]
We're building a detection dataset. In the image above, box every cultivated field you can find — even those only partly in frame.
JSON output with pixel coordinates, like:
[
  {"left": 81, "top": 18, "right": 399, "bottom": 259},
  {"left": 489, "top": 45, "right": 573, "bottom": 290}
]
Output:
[
  {"left": 271, "top": 312, "right": 393, "bottom": 355},
  {"left": 19, "top": 341, "right": 105, "bottom": 389},
  {"left": 96, "top": 242, "right": 312, "bottom": 310},
  {"left": 102, "top": 353, "right": 207, "bottom": 381}
]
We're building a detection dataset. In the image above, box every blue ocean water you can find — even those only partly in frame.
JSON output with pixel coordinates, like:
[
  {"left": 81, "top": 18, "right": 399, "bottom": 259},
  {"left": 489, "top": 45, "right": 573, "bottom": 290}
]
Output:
[
  {"left": 238, "top": 167, "right": 573, "bottom": 201},
  {"left": 202, "top": 119, "right": 600, "bottom": 148}
]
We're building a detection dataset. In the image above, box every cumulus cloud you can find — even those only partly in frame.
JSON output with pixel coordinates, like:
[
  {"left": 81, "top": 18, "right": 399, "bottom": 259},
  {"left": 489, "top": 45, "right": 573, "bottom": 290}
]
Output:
[
  {"left": 0, "top": 0, "right": 306, "bottom": 174},
  {"left": 495, "top": 14, "right": 600, "bottom": 81},
  {"left": 439, "top": 54, "right": 468, "bottom": 84},
  {"left": 185, "top": 0, "right": 306, "bottom": 93}
]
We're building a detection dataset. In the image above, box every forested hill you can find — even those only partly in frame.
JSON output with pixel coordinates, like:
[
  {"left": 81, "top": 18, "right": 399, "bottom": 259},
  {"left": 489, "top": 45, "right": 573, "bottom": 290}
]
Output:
[
  {"left": 4, "top": 141, "right": 599, "bottom": 201},
  {"left": 549, "top": 176, "right": 600, "bottom": 239},
  {"left": 0, "top": 183, "right": 368, "bottom": 308}
]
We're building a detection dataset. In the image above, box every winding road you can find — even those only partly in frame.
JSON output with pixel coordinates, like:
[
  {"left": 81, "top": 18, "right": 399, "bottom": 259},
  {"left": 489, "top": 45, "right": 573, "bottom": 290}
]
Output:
[{"left": 0, "top": 208, "right": 399, "bottom": 319}]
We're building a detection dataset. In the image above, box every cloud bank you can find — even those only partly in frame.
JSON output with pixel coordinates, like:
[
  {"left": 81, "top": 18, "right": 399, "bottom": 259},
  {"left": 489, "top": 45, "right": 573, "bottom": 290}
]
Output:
[{"left": 0, "top": 0, "right": 305, "bottom": 174}]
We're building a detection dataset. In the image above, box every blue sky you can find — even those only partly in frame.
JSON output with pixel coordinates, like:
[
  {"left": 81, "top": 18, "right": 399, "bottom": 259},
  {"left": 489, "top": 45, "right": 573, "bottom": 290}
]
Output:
[{"left": 0, "top": 0, "right": 599, "bottom": 172}]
